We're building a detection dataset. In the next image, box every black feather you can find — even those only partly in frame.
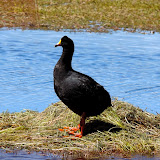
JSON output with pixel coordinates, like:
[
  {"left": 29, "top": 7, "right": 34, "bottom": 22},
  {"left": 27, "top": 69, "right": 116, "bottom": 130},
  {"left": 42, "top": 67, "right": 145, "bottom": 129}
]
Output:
[{"left": 54, "top": 36, "right": 111, "bottom": 117}]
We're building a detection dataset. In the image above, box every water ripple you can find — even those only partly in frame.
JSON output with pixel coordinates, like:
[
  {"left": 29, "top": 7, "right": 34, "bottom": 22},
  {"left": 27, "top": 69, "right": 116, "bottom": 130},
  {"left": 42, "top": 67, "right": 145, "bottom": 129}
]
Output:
[{"left": 0, "top": 29, "right": 160, "bottom": 114}]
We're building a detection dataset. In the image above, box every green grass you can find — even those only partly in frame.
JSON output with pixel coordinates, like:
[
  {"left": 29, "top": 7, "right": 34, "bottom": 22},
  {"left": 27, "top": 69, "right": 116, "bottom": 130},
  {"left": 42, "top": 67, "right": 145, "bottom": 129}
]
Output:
[
  {"left": 0, "top": 0, "right": 160, "bottom": 32},
  {"left": 0, "top": 99, "right": 160, "bottom": 158}
]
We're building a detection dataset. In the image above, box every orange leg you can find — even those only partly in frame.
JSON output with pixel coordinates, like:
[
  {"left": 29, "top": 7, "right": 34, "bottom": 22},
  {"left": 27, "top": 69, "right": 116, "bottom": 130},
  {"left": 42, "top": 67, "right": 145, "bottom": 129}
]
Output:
[
  {"left": 80, "top": 112, "right": 86, "bottom": 136},
  {"left": 58, "top": 112, "right": 86, "bottom": 138}
]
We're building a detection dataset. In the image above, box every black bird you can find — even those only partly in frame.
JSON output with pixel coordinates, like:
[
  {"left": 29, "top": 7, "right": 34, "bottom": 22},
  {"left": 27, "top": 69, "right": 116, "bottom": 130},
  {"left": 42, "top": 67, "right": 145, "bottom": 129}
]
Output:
[{"left": 54, "top": 36, "right": 111, "bottom": 137}]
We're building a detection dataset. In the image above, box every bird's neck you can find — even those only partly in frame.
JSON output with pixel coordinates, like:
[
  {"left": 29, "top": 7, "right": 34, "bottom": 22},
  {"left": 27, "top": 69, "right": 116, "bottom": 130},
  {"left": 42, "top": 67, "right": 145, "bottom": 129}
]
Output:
[{"left": 57, "top": 47, "right": 74, "bottom": 71}]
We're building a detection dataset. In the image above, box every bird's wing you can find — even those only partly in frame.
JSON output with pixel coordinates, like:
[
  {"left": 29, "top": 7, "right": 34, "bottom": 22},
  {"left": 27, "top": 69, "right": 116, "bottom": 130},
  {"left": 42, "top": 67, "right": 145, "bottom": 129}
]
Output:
[{"left": 64, "top": 71, "right": 103, "bottom": 98}]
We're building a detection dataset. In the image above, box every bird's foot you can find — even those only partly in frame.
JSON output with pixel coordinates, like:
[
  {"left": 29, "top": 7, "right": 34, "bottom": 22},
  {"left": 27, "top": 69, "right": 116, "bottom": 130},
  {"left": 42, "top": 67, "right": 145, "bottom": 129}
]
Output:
[
  {"left": 58, "top": 124, "right": 80, "bottom": 132},
  {"left": 58, "top": 124, "right": 82, "bottom": 138},
  {"left": 68, "top": 131, "right": 82, "bottom": 138},
  {"left": 64, "top": 125, "right": 80, "bottom": 132}
]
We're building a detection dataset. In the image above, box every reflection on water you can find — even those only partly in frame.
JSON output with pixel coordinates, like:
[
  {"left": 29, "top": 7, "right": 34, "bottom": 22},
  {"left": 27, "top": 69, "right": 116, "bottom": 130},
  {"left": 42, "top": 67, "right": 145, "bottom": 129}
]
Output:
[{"left": 0, "top": 28, "right": 160, "bottom": 114}]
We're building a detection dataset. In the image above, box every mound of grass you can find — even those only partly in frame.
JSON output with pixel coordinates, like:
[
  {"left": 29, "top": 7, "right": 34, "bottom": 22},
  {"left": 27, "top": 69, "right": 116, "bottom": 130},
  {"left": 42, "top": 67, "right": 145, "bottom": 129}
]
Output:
[
  {"left": 0, "top": 0, "right": 160, "bottom": 32},
  {"left": 0, "top": 99, "right": 160, "bottom": 158}
]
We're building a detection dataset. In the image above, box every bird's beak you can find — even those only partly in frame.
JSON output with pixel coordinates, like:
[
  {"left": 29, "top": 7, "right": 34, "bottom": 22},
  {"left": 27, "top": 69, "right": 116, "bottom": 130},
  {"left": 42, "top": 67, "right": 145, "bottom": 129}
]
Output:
[{"left": 55, "top": 39, "right": 61, "bottom": 47}]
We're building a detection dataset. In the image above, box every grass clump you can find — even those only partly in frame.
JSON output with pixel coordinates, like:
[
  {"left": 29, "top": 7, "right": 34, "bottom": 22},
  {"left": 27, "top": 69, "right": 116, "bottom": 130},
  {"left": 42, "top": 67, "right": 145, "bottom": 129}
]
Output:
[
  {"left": 0, "top": 99, "right": 160, "bottom": 158},
  {"left": 0, "top": 0, "right": 160, "bottom": 32}
]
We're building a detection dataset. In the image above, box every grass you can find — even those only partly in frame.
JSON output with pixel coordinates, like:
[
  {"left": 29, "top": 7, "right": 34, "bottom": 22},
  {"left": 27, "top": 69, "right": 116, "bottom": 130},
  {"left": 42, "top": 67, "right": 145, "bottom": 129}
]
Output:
[
  {"left": 0, "top": 0, "right": 160, "bottom": 32},
  {"left": 0, "top": 99, "right": 160, "bottom": 158},
  {"left": 0, "top": 0, "right": 39, "bottom": 29}
]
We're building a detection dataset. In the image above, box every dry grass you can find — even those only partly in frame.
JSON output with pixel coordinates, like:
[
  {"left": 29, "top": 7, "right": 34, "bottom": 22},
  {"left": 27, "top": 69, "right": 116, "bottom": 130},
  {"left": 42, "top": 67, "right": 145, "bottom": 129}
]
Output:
[
  {"left": 0, "top": 0, "right": 160, "bottom": 32},
  {"left": 0, "top": 0, "right": 39, "bottom": 28},
  {"left": 0, "top": 99, "right": 160, "bottom": 158}
]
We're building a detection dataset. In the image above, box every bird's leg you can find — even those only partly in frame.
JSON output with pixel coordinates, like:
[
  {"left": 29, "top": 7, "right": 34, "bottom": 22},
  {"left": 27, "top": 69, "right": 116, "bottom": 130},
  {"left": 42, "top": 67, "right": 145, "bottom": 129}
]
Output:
[
  {"left": 80, "top": 112, "right": 86, "bottom": 136},
  {"left": 73, "top": 112, "right": 86, "bottom": 138},
  {"left": 58, "top": 112, "right": 86, "bottom": 138}
]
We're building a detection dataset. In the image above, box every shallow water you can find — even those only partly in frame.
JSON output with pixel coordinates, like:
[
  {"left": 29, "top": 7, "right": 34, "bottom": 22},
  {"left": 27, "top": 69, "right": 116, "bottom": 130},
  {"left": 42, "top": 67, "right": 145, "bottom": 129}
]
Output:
[
  {"left": 0, "top": 149, "right": 62, "bottom": 160},
  {"left": 0, "top": 28, "right": 160, "bottom": 114},
  {"left": 0, "top": 149, "right": 160, "bottom": 160}
]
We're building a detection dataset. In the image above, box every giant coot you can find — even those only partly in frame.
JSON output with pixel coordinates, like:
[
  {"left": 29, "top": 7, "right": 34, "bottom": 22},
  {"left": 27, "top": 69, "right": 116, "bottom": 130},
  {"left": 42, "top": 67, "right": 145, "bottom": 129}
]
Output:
[{"left": 54, "top": 36, "right": 111, "bottom": 137}]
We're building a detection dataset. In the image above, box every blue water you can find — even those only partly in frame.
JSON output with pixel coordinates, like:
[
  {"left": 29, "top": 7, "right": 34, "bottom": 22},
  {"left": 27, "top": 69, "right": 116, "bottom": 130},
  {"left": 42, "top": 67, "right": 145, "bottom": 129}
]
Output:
[
  {"left": 0, "top": 28, "right": 160, "bottom": 114},
  {"left": 0, "top": 149, "right": 62, "bottom": 160}
]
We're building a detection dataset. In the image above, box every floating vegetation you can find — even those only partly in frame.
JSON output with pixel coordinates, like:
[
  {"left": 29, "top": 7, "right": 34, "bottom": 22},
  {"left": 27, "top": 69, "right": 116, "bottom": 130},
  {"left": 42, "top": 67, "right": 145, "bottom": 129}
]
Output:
[
  {"left": 0, "top": 0, "right": 160, "bottom": 33},
  {"left": 0, "top": 99, "right": 160, "bottom": 158}
]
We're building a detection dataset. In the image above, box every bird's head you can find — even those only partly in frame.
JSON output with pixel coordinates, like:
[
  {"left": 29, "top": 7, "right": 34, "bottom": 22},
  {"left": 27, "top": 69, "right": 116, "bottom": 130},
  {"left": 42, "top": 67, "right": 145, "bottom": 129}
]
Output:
[{"left": 55, "top": 36, "right": 74, "bottom": 49}]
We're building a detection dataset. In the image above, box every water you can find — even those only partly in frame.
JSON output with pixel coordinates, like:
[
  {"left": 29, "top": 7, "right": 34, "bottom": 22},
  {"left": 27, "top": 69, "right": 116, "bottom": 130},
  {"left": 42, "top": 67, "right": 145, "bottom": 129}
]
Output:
[
  {"left": 0, "top": 149, "right": 62, "bottom": 160},
  {"left": 0, "top": 28, "right": 160, "bottom": 114},
  {"left": 0, "top": 149, "right": 160, "bottom": 160}
]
